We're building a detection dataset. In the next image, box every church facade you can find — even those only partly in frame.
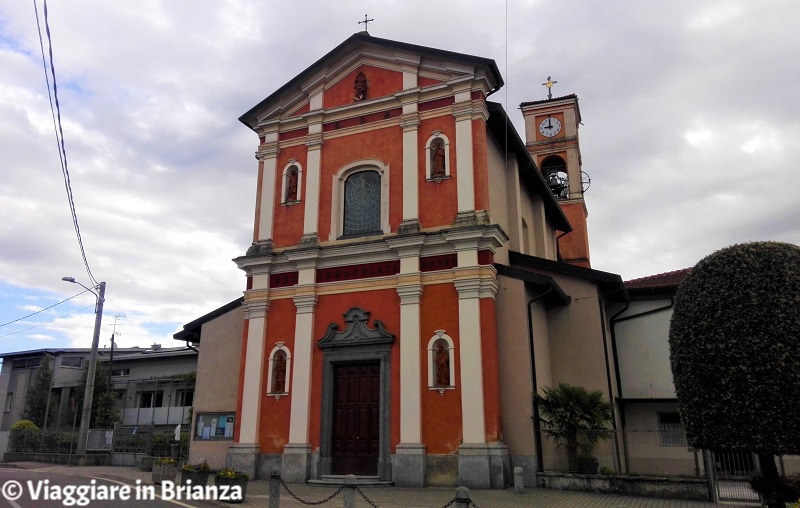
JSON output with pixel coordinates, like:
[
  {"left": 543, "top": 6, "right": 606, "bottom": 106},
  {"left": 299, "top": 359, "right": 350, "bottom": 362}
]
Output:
[{"left": 226, "top": 32, "right": 627, "bottom": 488}]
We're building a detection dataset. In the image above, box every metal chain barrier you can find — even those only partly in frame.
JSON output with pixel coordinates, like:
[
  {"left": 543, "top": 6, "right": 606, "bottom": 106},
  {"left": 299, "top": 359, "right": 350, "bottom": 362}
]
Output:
[
  {"left": 279, "top": 478, "right": 345, "bottom": 505},
  {"left": 352, "top": 485, "right": 380, "bottom": 507}
]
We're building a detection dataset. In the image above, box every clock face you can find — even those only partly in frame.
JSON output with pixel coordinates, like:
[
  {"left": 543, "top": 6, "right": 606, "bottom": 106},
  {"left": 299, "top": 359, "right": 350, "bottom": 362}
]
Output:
[{"left": 539, "top": 117, "right": 562, "bottom": 138}]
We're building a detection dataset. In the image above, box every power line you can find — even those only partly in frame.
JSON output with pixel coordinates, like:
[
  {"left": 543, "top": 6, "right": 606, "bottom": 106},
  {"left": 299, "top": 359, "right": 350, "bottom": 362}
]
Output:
[
  {"left": 33, "top": 0, "right": 98, "bottom": 287},
  {"left": 0, "top": 289, "right": 90, "bottom": 328},
  {"left": 0, "top": 304, "right": 96, "bottom": 339}
]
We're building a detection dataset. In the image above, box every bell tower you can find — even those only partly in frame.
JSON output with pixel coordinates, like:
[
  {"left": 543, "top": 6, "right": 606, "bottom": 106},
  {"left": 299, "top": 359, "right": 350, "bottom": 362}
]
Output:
[{"left": 521, "top": 89, "right": 591, "bottom": 268}]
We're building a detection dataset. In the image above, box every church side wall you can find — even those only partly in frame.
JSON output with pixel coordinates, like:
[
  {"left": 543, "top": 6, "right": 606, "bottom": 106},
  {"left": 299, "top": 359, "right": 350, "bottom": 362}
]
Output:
[
  {"left": 190, "top": 306, "right": 244, "bottom": 470},
  {"left": 484, "top": 129, "right": 511, "bottom": 265},
  {"left": 615, "top": 298, "right": 676, "bottom": 399}
]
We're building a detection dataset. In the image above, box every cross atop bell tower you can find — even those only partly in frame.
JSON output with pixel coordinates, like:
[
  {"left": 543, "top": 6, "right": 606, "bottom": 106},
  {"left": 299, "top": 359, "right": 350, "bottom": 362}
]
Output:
[{"left": 520, "top": 93, "right": 592, "bottom": 268}]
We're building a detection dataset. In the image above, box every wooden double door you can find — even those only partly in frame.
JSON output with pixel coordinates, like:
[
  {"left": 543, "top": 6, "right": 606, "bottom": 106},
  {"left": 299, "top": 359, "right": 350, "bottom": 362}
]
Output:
[{"left": 331, "top": 361, "right": 381, "bottom": 475}]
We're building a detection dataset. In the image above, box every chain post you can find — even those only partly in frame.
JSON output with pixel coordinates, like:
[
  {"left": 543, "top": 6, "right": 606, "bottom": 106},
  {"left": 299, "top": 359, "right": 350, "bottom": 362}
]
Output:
[
  {"left": 343, "top": 474, "right": 356, "bottom": 508},
  {"left": 269, "top": 467, "right": 281, "bottom": 508},
  {"left": 454, "top": 486, "right": 471, "bottom": 508}
]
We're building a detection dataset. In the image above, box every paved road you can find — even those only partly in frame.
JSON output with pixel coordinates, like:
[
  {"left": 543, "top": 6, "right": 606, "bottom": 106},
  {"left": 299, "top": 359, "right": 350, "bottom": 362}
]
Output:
[{"left": 0, "top": 468, "right": 220, "bottom": 508}]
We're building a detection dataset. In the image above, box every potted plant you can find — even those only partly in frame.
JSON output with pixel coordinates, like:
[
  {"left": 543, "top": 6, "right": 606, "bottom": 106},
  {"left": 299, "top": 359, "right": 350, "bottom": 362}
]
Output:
[
  {"left": 181, "top": 460, "right": 211, "bottom": 486},
  {"left": 152, "top": 457, "right": 178, "bottom": 484},
  {"left": 215, "top": 468, "right": 249, "bottom": 503},
  {"left": 535, "top": 383, "right": 612, "bottom": 474}
]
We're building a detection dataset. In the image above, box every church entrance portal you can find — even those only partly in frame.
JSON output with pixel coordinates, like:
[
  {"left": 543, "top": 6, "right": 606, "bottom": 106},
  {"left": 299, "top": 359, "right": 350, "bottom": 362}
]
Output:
[{"left": 331, "top": 361, "right": 381, "bottom": 475}]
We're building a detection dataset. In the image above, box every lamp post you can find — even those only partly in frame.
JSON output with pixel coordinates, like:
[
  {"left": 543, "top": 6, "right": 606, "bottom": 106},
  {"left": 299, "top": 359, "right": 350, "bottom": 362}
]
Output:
[{"left": 62, "top": 276, "right": 106, "bottom": 455}]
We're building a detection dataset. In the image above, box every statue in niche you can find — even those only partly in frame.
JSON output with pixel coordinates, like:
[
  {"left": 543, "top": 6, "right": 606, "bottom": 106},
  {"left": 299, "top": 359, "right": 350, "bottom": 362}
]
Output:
[
  {"left": 354, "top": 70, "right": 368, "bottom": 101},
  {"left": 435, "top": 341, "right": 450, "bottom": 387},
  {"left": 431, "top": 139, "right": 446, "bottom": 178},
  {"left": 272, "top": 353, "right": 286, "bottom": 393},
  {"left": 286, "top": 168, "right": 298, "bottom": 202}
]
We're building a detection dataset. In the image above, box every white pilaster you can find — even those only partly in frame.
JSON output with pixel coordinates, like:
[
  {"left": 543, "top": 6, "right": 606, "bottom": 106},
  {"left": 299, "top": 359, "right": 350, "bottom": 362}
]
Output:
[
  {"left": 400, "top": 113, "right": 420, "bottom": 224},
  {"left": 397, "top": 284, "right": 422, "bottom": 443},
  {"left": 303, "top": 114, "right": 324, "bottom": 237},
  {"left": 453, "top": 102, "right": 475, "bottom": 212},
  {"left": 454, "top": 277, "right": 485, "bottom": 444},
  {"left": 239, "top": 299, "right": 270, "bottom": 444},
  {"left": 255, "top": 143, "right": 280, "bottom": 241},
  {"left": 288, "top": 292, "right": 317, "bottom": 444}
]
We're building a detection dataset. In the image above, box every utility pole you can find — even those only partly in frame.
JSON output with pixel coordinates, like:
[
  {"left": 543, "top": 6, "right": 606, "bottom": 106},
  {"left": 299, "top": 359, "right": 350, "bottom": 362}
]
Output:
[{"left": 64, "top": 279, "right": 106, "bottom": 456}]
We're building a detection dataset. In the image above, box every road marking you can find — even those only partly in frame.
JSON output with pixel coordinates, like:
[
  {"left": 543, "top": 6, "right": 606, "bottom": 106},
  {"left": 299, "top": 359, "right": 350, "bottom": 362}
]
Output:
[{"left": 90, "top": 477, "right": 201, "bottom": 508}]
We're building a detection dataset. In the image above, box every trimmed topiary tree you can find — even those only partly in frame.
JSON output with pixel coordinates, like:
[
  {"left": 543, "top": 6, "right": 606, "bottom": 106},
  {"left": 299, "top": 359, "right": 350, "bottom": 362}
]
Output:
[{"left": 669, "top": 241, "right": 800, "bottom": 507}]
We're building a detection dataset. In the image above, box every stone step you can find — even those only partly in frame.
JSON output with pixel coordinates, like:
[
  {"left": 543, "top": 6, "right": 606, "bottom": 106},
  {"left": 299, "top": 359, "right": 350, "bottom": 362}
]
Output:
[{"left": 308, "top": 475, "right": 394, "bottom": 487}]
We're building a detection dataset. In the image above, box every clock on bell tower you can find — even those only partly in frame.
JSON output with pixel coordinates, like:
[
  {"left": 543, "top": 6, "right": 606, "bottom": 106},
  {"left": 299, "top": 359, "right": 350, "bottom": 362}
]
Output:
[{"left": 520, "top": 91, "right": 592, "bottom": 268}]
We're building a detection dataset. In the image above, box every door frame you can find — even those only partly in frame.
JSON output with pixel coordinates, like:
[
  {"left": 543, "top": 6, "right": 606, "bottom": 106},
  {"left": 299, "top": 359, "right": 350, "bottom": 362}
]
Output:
[{"left": 319, "top": 347, "right": 392, "bottom": 480}]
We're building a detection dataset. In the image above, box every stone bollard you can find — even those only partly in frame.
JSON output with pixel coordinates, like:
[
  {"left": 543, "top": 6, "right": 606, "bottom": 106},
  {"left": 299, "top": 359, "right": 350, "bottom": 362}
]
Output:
[
  {"left": 170, "top": 444, "right": 180, "bottom": 459},
  {"left": 343, "top": 474, "right": 356, "bottom": 508},
  {"left": 454, "top": 486, "right": 471, "bottom": 508},
  {"left": 269, "top": 468, "right": 281, "bottom": 508},
  {"left": 514, "top": 466, "right": 524, "bottom": 494}
]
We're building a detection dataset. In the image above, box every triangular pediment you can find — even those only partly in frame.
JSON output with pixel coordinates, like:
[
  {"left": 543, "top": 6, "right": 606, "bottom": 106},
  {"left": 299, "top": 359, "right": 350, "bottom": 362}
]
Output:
[{"left": 240, "top": 33, "right": 503, "bottom": 130}]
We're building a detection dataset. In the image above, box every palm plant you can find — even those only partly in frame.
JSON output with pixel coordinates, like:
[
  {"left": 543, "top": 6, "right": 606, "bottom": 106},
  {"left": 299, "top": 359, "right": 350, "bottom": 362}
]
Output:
[{"left": 535, "top": 383, "right": 613, "bottom": 473}]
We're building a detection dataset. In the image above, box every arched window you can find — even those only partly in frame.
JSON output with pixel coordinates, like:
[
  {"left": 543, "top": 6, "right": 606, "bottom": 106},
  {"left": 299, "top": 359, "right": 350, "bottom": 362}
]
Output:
[
  {"left": 281, "top": 162, "right": 303, "bottom": 204},
  {"left": 266, "top": 343, "right": 291, "bottom": 400},
  {"left": 343, "top": 170, "right": 382, "bottom": 237},
  {"left": 427, "top": 331, "right": 455, "bottom": 394},
  {"left": 541, "top": 155, "right": 568, "bottom": 199},
  {"left": 329, "top": 160, "right": 390, "bottom": 241},
  {"left": 425, "top": 132, "right": 451, "bottom": 182}
]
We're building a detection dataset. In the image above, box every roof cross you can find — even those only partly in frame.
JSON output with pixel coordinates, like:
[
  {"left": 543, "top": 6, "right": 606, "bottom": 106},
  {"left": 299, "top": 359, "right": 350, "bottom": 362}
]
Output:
[
  {"left": 358, "top": 14, "right": 374, "bottom": 32},
  {"left": 542, "top": 76, "right": 558, "bottom": 100}
]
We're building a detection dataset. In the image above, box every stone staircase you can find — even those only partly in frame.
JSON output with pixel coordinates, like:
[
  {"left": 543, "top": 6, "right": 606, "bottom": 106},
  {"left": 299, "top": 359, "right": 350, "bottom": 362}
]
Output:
[{"left": 308, "top": 475, "right": 394, "bottom": 487}]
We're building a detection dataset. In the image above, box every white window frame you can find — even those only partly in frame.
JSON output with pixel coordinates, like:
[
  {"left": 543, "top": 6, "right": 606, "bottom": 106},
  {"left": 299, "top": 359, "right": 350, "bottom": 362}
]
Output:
[
  {"left": 427, "top": 330, "right": 456, "bottom": 394},
  {"left": 329, "top": 159, "right": 390, "bottom": 241},
  {"left": 4, "top": 392, "right": 12, "bottom": 412},
  {"left": 266, "top": 342, "right": 291, "bottom": 400},
  {"left": 281, "top": 160, "right": 303, "bottom": 205},
  {"left": 424, "top": 131, "right": 451, "bottom": 182}
]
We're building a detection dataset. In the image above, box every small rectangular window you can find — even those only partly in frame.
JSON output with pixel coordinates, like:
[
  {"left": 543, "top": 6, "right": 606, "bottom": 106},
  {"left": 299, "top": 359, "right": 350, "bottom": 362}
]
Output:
[
  {"left": 4, "top": 393, "right": 13, "bottom": 412},
  {"left": 176, "top": 389, "right": 194, "bottom": 407},
  {"left": 658, "top": 412, "right": 687, "bottom": 447},
  {"left": 138, "top": 391, "right": 164, "bottom": 408},
  {"left": 111, "top": 368, "right": 130, "bottom": 377},
  {"left": 61, "top": 357, "right": 83, "bottom": 368}
]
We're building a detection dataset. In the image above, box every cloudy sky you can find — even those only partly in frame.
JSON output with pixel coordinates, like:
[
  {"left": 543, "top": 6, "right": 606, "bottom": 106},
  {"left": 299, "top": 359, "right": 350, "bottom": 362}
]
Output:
[{"left": 1, "top": 0, "right": 798, "bottom": 353}]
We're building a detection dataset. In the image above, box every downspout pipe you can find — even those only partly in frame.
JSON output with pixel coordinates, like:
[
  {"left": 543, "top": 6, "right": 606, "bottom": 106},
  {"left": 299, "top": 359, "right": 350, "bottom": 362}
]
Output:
[
  {"left": 597, "top": 290, "right": 622, "bottom": 470},
  {"left": 527, "top": 285, "right": 553, "bottom": 473}
]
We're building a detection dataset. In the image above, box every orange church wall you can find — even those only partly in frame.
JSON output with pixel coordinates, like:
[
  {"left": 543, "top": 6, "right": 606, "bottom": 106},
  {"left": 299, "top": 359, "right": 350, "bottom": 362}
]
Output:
[
  {"left": 258, "top": 298, "right": 297, "bottom": 453},
  {"left": 480, "top": 297, "right": 502, "bottom": 442},
  {"left": 290, "top": 102, "right": 310, "bottom": 117},
  {"left": 472, "top": 119, "right": 490, "bottom": 211},
  {"left": 558, "top": 202, "right": 590, "bottom": 267},
  {"left": 272, "top": 146, "right": 308, "bottom": 247},
  {"left": 318, "top": 127, "right": 404, "bottom": 240},
  {"left": 234, "top": 318, "right": 249, "bottom": 444},
  {"left": 418, "top": 117, "right": 458, "bottom": 228},
  {"left": 307, "top": 289, "right": 401, "bottom": 452},
  {"left": 420, "top": 283, "right": 463, "bottom": 454},
  {"left": 323, "top": 66, "right": 403, "bottom": 110},
  {"left": 418, "top": 76, "right": 444, "bottom": 88}
]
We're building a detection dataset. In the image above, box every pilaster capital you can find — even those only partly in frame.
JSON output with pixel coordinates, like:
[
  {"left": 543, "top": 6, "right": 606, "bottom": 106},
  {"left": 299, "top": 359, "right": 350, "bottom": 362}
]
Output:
[
  {"left": 243, "top": 299, "right": 270, "bottom": 319},
  {"left": 306, "top": 133, "right": 324, "bottom": 150},
  {"left": 397, "top": 283, "right": 423, "bottom": 305},
  {"left": 256, "top": 143, "right": 280, "bottom": 160},
  {"left": 399, "top": 113, "right": 420, "bottom": 131},
  {"left": 452, "top": 102, "right": 473, "bottom": 120},
  {"left": 293, "top": 293, "right": 318, "bottom": 313},
  {"left": 453, "top": 277, "right": 482, "bottom": 300},
  {"left": 479, "top": 278, "right": 499, "bottom": 299},
  {"left": 286, "top": 247, "right": 320, "bottom": 271},
  {"left": 385, "top": 235, "right": 425, "bottom": 258}
]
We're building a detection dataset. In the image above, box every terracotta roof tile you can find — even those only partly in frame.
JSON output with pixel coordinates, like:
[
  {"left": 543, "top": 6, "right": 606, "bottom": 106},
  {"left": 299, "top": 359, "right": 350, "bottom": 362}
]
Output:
[{"left": 625, "top": 268, "right": 692, "bottom": 291}]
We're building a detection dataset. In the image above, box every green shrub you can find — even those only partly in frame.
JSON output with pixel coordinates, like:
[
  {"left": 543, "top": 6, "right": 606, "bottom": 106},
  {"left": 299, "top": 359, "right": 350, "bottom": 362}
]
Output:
[
  {"left": 150, "top": 432, "right": 189, "bottom": 459},
  {"left": 11, "top": 420, "right": 39, "bottom": 431}
]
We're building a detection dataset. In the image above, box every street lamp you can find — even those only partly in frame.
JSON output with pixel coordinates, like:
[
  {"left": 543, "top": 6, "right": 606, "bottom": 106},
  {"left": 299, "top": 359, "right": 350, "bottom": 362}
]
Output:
[{"left": 62, "top": 276, "right": 106, "bottom": 456}]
